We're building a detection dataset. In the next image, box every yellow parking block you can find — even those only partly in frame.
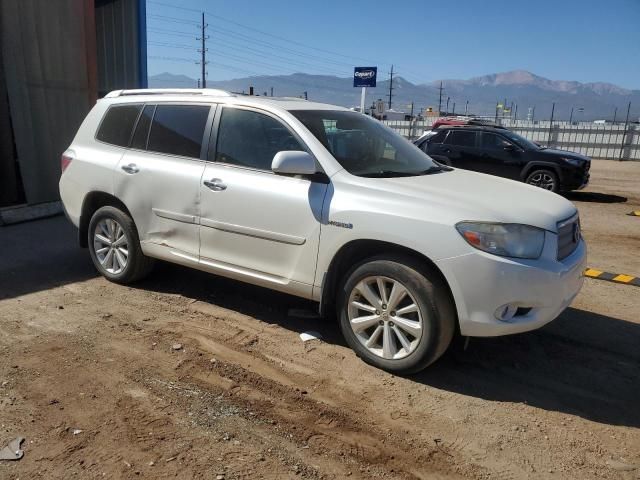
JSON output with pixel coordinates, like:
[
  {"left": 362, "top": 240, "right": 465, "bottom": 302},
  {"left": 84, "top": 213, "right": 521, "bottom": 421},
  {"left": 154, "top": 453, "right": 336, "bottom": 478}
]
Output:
[
  {"left": 612, "top": 274, "right": 635, "bottom": 283},
  {"left": 584, "top": 268, "right": 603, "bottom": 277}
]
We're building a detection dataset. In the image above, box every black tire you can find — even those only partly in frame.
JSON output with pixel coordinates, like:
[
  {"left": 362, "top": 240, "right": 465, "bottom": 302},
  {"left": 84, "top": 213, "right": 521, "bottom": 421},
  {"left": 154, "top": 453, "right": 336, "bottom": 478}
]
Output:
[
  {"left": 525, "top": 168, "right": 559, "bottom": 193},
  {"left": 88, "top": 206, "right": 154, "bottom": 284},
  {"left": 337, "top": 255, "right": 456, "bottom": 374}
]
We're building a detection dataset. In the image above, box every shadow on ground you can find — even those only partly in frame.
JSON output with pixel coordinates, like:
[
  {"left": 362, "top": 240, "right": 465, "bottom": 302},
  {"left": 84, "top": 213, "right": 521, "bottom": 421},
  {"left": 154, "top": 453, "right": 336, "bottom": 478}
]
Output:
[
  {"left": 565, "top": 191, "right": 627, "bottom": 203},
  {"left": 136, "top": 261, "right": 640, "bottom": 429},
  {"left": 0, "top": 216, "right": 96, "bottom": 300},
  {"left": 2, "top": 216, "right": 637, "bottom": 428}
]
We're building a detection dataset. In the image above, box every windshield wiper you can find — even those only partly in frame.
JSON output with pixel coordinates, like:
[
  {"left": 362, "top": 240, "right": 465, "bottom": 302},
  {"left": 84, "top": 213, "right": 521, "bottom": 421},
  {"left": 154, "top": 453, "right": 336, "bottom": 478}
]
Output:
[
  {"left": 358, "top": 170, "right": 418, "bottom": 178},
  {"left": 417, "top": 166, "right": 448, "bottom": 174},
  {"left": 358, "top": 165, "right": 447, "bottom": 178}
]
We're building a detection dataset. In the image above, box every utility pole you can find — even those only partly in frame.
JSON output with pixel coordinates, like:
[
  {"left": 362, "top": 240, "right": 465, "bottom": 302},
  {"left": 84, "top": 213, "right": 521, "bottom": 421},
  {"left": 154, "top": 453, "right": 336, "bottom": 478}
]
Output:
[
  {"left": 465, "top": 100, "right": 469, "bottom": 115},
  {"left": 408, "top": 102, "right": 414, "bottom": 139},
  {"left": 387, "top": 65, "right": 394, "bottom": 110},
  {"left": 197, "top": 12, "right": 209, "bottom": 88},
  {"left": 270, "top": 87, "right": 274, "bottom": 97},
  {"left": 569, "top": 107, "right": 574, "bottom": 124},
  {"left": 548, "top": 102, "right": 555, "bottom": 147},
  {"left": 613, "top": 107, "right": 618, "bottom": 123},
  {"left": 437, "top": 81, "right": 444, "bottom": 115},
  {"left": 619, "top": 101, "right": 631, "bottom": 161},
  {"left": 452, "top": 102, "right": 456, "bottom": 115},
  {"left": 446, "top": 96, "right": 450, "bottom": 115},
  {"left": 514, "top": 104, "right": 518, "bottom": 121}
]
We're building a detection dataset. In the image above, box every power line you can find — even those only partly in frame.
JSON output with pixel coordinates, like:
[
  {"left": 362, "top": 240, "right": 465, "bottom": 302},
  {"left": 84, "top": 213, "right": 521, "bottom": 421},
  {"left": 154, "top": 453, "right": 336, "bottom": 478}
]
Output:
[
  {"left": 147, "top": 1, "right": 426, "bottom": 83},
  {"left": 148, "top": 36, "right": 347, "bottom": 77},
  {"left": 148, "top": 20, "right": 354, "bottom": 75}
]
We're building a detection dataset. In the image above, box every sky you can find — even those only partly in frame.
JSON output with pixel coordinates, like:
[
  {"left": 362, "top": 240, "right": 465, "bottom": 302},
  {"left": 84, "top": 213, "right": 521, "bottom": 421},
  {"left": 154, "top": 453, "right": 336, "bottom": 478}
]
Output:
[{"left": 146, "top": 0, "right": 640, "bottom": 89}]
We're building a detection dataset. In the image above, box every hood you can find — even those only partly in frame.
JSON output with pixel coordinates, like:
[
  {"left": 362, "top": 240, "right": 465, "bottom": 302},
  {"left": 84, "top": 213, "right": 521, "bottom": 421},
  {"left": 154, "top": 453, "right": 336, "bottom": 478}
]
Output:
[
  {"left": 539, "top": 148, "right": 591, "bottom": 162},
  {"left": 352, "top": 169, "right": 577, "bottom": 232}
]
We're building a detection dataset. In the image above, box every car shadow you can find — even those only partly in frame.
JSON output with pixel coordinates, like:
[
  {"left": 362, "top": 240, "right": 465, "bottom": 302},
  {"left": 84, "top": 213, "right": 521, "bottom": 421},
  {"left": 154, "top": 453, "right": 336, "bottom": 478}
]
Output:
[
  {"left": 416, "top": 307, "right": 639, "bottom": 428},
  {"left": 135, "top": 262, "right": 640, "bottom": 429},
  {"left": 564, "top": 191, "right": 627, "bottom": 203},
  {"left": 0, "top": 216, "right": 97, "bottom": 301}
]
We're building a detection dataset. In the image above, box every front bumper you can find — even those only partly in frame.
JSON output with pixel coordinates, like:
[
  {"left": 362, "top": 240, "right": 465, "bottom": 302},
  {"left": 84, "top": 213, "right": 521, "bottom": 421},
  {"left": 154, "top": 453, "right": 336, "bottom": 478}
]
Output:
[
  {"left": 436, "top": 236, "right": 586, "bottom": 337},
  {"left": 560, "top": 164, "right": 590, "bottom": 191}
]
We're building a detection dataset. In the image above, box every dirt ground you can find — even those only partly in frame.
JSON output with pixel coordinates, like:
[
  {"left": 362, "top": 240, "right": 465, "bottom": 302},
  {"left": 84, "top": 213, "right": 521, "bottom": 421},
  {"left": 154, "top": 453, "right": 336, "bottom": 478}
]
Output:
[{"left": 0, "top": 160, "right": 638, "bottom": 479}]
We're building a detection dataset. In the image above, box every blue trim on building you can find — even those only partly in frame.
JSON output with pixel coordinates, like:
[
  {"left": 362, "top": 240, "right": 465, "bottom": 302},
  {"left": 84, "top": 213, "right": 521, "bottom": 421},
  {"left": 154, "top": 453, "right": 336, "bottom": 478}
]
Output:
[{"left": 138, "top": 0, "right": 147, "bottom": 87}]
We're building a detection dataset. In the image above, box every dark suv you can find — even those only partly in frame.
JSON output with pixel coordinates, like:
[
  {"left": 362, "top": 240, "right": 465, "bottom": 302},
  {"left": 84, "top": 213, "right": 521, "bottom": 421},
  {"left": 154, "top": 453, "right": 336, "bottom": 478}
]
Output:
[{"left": 414, "top": 126, "right": 590, "bottom": 192}]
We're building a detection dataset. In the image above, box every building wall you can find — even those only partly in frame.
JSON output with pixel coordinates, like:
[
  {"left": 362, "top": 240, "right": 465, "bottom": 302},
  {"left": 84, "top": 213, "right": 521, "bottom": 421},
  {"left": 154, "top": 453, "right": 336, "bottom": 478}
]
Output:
[
  {"left": 96, "top": 0, "right": 147, "bottom": 96},
  {"left": 0, "top": 4, "right": 21, "bottom": 207},
  {"left": 0, "top": 0, "right": 146, "bottom": 206},
  {"left": 0, "top": 0, "right": 97, "bottom": 205}
]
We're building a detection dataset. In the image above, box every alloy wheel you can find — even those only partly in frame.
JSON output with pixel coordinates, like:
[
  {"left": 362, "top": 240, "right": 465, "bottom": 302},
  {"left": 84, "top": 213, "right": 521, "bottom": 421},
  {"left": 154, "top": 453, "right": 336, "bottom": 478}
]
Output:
[
  {"left": 347, "top": 276, "right": 423, "bottom": 360},
  {"left": 93, "top": 218, "right": 129, "bottom": 274},
  {"left": 528, "top": 172, "right": 556, "bottom": 190}
]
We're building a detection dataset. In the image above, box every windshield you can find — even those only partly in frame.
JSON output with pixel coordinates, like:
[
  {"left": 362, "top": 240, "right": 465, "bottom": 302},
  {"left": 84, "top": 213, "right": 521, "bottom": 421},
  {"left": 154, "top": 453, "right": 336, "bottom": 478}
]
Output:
[
  {"left": 501, "top": 130, "right": 541, "bottom": 150},
  {"left": 291, "top": 110, "right": 439, "bottom": 177}
]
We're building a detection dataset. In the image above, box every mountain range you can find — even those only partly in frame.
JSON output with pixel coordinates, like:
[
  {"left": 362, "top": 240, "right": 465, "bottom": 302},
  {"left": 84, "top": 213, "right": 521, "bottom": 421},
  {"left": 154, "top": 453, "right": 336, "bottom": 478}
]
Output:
[{"left": 148, "top": 70, "right": 639, "bottom": 121}]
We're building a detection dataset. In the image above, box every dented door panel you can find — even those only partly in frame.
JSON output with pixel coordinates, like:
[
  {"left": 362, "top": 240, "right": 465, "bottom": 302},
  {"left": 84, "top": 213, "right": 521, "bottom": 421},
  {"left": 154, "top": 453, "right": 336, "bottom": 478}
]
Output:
[{"left": 114, "top": 150, "right": 206, "bottom": 256}]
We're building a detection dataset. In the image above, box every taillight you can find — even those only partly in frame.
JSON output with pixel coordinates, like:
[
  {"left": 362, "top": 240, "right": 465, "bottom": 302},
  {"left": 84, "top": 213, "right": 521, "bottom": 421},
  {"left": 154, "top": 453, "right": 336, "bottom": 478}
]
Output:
[{"left": 61, "top": 153, "right": 73, "bottom": 173}]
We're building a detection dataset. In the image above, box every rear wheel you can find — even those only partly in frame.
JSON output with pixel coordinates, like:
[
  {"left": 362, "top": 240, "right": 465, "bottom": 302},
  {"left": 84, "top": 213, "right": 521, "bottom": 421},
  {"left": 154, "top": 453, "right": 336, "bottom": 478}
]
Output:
[
  {"left": 88, "top": 206, "right": 154, "bottom": 284},
  {"left": 525, "top": 169, "right": 558, "bottom": 192},
  {"left": 337, "top": 256, "right": 455, "bottom": 374}
]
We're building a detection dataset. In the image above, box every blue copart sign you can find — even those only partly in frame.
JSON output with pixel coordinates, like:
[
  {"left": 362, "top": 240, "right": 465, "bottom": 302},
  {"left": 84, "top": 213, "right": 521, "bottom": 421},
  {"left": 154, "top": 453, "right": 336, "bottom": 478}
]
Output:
[{"left": 353, "top": 67, "right": 377, "bottom": 88}]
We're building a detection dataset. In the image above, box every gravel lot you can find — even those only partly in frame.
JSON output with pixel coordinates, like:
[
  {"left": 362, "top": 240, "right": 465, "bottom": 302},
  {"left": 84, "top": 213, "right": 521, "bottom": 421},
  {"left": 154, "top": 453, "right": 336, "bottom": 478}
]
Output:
[{"left": 0, "top": 160, "right": 638, "bottom": 479}]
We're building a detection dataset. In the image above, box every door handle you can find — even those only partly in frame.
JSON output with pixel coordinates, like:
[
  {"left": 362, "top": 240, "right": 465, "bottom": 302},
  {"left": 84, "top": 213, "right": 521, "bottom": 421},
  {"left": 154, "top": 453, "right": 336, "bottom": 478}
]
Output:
[
  {"left": 121, "top": 163, "right": 139, "bottom": 174},
  {"left": 203, "top": 178, "right": 227, "bottom": 191}
]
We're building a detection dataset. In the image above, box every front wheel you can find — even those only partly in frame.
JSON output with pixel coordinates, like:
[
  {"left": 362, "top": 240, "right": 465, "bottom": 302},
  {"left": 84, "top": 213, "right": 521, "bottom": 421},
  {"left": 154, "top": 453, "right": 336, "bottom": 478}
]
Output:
[
  {"left": 337, "top": 256, "right": 456, "bottom": 374},
  {"left": 525, "top": 169, "right": 559, "bottom": 192},
  {"left": 88, "top": 206, "right": 154, "bottom": 284}
]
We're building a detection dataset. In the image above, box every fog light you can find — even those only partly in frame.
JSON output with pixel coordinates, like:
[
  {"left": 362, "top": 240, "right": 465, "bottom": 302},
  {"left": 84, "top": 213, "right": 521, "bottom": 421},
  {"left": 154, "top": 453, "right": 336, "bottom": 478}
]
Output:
[{"left": 495, "top": 304, "right": 518, "bottom": 321}]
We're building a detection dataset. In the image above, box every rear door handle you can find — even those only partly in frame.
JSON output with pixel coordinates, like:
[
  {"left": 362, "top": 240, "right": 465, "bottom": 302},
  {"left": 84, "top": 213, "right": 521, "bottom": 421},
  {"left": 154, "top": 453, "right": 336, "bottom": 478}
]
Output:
[
  {"left": 203, "top": 178, "right": 227, "bottom": 191},
  {"left": 121, "top": 163, "right": 139, "bottom": 174}
]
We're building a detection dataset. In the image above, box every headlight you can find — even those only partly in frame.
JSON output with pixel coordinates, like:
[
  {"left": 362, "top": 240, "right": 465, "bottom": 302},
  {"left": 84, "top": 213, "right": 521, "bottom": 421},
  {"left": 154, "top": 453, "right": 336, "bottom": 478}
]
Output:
[
  {"left": 456, "top": 222, "right": 545, "bottom": 259},
  {"left": 563, "top": 157, "right": 583, "bottom": 167}
]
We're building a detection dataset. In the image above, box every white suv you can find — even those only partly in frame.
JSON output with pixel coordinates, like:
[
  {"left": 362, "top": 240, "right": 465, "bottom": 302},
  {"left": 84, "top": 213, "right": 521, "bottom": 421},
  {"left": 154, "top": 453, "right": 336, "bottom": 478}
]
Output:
[{"left": 60, "top": 89, "right": 586, "bottom": 373}]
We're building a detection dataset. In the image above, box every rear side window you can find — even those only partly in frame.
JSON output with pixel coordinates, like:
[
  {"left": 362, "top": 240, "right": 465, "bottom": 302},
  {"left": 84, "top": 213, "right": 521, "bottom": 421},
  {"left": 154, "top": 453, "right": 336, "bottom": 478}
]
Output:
[
  {"left": 481, "top": 132, "right": 512, "bottom": 150},
  {"left": 131, "top": 105, "right": 155, "bottom": 150},
  {"left": 445, "top": 130, "right": 476, "bottom": 147},
  {"left": 147, "top": 105, "right": 210, "bottom": 158},
  {"left": 96, "top": 104, "right": 142, "bottom": 147},
  {"left": 214, "top": 108, "right": 303, "bottom": 170}
]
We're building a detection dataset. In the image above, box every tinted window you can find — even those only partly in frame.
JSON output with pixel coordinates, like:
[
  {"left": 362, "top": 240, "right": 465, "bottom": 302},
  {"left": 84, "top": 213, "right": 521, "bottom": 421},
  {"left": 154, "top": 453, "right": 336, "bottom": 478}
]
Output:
[
  {"left": 215, "top": 108, "right": 303, "bottom": 170},
  {"left": 481, "top": 132, "right": 511, "bottom": 150},
  {"left": 445, "top": 130, "right": 476, "bottom": 147},
  {"left": 96, "top": 104, "right": 142, "bottom": 147},
  {"left": 147, "top": 105, "right": 210, "bottom": 158},
  {"left": 428, "top": 130, "right": 447, "bottom": 144},
  {"left": 131, "top": 105, "right": 154, "bottom": 150}
]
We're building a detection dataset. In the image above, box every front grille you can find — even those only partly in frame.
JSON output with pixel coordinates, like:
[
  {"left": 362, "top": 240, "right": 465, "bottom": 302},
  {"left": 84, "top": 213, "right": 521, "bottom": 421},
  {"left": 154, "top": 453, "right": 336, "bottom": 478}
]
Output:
[{"left": 557, "top": 214, "right": 581, "bottom": 260}]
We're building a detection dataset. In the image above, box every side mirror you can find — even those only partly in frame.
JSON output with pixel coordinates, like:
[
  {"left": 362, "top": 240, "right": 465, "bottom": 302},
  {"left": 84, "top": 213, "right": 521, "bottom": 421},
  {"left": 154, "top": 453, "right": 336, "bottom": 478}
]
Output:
[{"left": 271, "top": 151, "right": 317, "bottom": 175}]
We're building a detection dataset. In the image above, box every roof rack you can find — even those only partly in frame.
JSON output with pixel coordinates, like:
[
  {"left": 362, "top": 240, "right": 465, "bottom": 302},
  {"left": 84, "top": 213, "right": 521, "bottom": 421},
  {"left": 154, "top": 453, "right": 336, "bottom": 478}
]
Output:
[{"left": 104, "top": 88, "right": 234, "bottom": 98}]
